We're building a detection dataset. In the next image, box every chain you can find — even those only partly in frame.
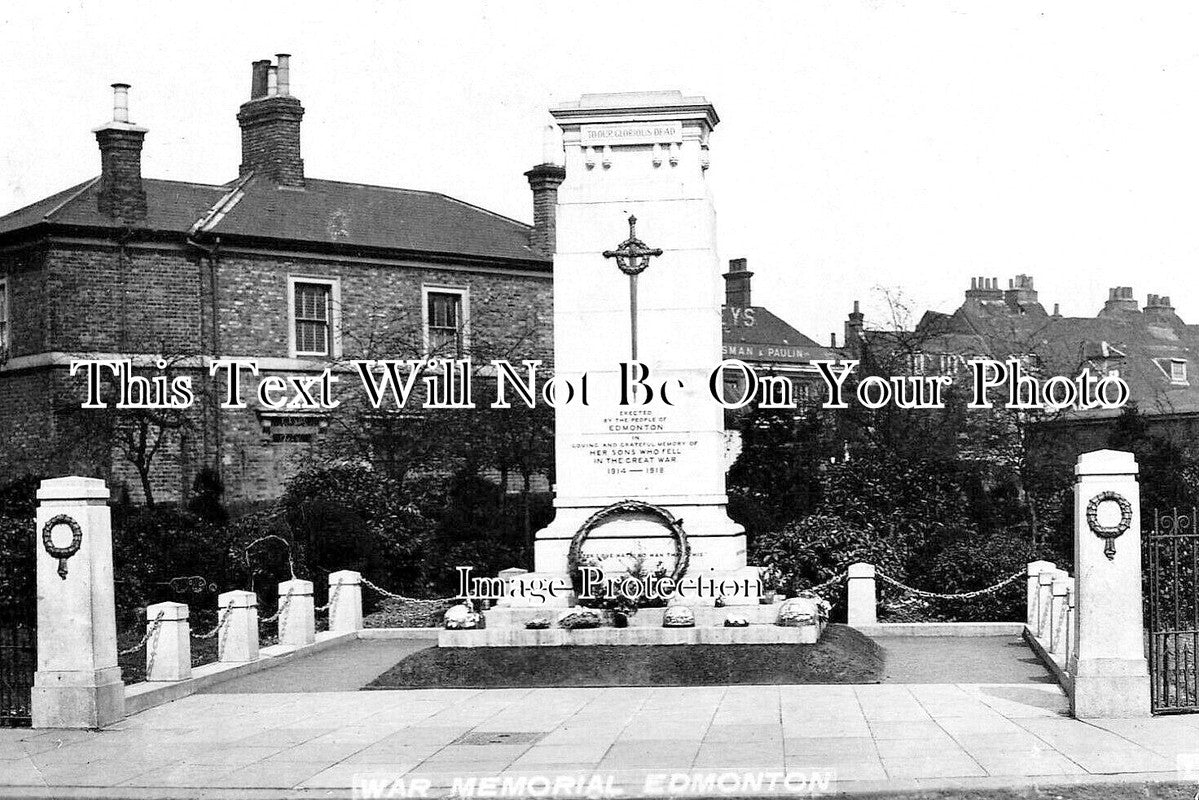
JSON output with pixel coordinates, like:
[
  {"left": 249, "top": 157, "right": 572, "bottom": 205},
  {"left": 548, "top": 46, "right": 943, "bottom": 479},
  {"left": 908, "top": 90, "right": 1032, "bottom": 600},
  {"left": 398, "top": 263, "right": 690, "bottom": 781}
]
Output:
[
  {"left": 261, "top": 589, "right": 293, "bottom": 625},
  {"left": 875, "top": 569, "right": 1025, "bottom": 600},
  {"left": 192, "top": 604, "right": 234, "bottom": 640},
  {"left": 801, "top": 570, "right": 848, "bottom": 595},
  {"left": 119, "top": 610, "right": 166, "bottom": 656},
  {"left": 315, "top": 582, "right": 342, "bottom": 614},
  {"left": 359, "top": 576, "right": 458, "bottom": 605}
]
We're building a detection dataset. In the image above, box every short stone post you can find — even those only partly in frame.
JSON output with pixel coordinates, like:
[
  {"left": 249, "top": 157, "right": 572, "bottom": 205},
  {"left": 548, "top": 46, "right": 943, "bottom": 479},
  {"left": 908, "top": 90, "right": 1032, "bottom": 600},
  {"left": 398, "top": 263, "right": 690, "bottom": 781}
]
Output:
[
  {"left": 1049, "top": 576, "right": 1070, "bottom": 656},
  {"left": 1026, "top": 560, "right": 1055, "bottom": 631},
  {"left": 1070, "top": 449, "right": 1150, "bottom": 718},
  {"left": 32, "top": 477, "right": 124, "bottom": 728},
  {"left": 328, "top": 571, "right": 363, "bottom": 633},
  {"left": 1036, "top": 568, "right": 1057, "bottom": 639},
  {"left": 278, "top": 579, "right": 315, "bottom": 647},
  {"left": 145, "top": 602, "right": 191, "bottom": 681},
  {"left": 847, "top": 563, "right": 877, "bottom": 626},
  {"left": 1065, "top": 580, "right": 1076, "bottom": 666},
  {"left": 218, "top": 590, "right": 259, "bottom": 663}
]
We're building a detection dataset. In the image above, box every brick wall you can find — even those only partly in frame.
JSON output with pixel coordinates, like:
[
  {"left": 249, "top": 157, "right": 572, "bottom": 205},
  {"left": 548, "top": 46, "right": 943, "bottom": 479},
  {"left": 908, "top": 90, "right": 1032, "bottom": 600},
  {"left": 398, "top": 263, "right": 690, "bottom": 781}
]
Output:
[
  {"left": 0, "top": 235, "right": 553, "bottom": 504},
  {"left": 237, "top": 96, "right": 305, "bottom": 187}
]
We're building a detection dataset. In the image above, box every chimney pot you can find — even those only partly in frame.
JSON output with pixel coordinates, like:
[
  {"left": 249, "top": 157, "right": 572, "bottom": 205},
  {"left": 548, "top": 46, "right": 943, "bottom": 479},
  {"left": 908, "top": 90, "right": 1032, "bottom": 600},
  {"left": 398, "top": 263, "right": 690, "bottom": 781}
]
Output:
[
  {"left": 250, "top": 59, "right": 271, "bottom": 100},
  {"left": 276, "top": 54, "right": 291, "bottom": 96},
  {"left": 1053, "top": 303, "right": 1061, "bottom": 316},
  {"left": 267, "top": 65, "right": 278, "bottom": 97},
  {"left": 111, "top": 83, "right": 131, "bottom": 123},
  {"left": 830, "top": 333, "right": 837, "bottom": 348},
  {"left": 853, "top": 300, "right": 860, "bottom": 314},
  {"left": 541, "top": 123, "right": 562, "bottom": 166}
]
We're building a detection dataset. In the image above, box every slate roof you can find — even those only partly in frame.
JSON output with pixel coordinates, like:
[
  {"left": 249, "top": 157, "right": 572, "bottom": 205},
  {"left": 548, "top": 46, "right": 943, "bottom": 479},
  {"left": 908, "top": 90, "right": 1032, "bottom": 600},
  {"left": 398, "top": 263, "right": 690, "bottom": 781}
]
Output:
[
  {"left": 722, "top": 306, "right": 838, "bottom": 365},
  {"left": 902, "top": 296, "right": 1199, "bottom": 420},
  {"left": 0, "top": 173, "right": 546, "bottom": 267}
]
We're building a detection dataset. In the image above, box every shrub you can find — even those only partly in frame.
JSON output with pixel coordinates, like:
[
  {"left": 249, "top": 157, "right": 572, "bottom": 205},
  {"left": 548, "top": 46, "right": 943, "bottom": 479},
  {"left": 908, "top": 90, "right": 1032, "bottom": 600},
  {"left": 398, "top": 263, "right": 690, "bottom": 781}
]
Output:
[
  {"left": 187, "top": 467, "right": 228, "bottom": 525},
  {"left": 280, "top": 461, "right": 435, "bottom": 598},
  {"left": 110, "top": 506, "right": 239, "bottom": 623},
  {"left": 753, "top": 512, "right": 906, "bottom": 620}
]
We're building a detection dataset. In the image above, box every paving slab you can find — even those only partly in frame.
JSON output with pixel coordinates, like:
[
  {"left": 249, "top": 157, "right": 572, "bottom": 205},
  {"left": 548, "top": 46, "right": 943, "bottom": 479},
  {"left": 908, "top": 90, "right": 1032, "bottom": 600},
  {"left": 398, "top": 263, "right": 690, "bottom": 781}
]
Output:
[{"left": 0, "top": 672, "right": 1195, "bottom": 796}]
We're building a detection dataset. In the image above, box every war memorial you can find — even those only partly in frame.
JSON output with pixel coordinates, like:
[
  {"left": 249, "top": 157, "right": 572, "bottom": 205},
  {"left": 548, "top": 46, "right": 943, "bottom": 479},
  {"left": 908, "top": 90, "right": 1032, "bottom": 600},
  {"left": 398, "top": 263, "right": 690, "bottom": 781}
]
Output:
[{"left": 2, "top": 14, "right": 1199, "bottom": 796}]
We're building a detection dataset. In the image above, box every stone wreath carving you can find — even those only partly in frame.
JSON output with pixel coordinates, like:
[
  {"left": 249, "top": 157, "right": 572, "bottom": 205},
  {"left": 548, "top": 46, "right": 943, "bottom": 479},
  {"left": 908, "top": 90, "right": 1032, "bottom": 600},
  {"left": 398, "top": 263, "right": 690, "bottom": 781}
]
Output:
[
  {"left": 41, "top": 514, "right": 83, "bottom": 579},
  {"left": 567, "top": 500, "right": 690, "bottom": 594},
  {"left": 1086, "top": 490, "right": 1133, "bottom": 560}
]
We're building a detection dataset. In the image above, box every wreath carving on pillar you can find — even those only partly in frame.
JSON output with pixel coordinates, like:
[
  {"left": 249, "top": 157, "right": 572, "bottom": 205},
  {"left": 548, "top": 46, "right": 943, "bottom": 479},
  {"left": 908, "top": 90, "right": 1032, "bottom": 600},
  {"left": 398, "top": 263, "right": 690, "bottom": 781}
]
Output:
[
  {"left": 41, "top": 514, "right": 83, "bottom": 579},
  {"left": 1085, "top": 490, "right": 1133, "bottom": 560},
  {"left": 567, "top": 500, "right": 690, "bottom": 595}
]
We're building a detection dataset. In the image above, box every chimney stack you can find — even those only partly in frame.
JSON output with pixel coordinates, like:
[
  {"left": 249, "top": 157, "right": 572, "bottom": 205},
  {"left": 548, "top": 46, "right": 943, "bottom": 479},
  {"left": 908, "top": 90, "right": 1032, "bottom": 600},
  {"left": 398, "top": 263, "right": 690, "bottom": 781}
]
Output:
[
  {"left": 844, "top": 300, "right": 865, "bottom": 356},
  {"left": 1101, "top": 286, "right": 1139, "bottom": 316},
  {"left": 723, "top": 258, "right": 753, "bottom": 307},
  {"left": 1144, "top": 293, "right": 1179, "bottom": 323},
  {"left": 965, "top": 276, "right": 1003, "bottom": 302},
  {"left": 1004, "top": 274, "right": 1038, "bottom": 307},
  {"left": 93, "top": 83, "right": 148, "bottom": 222},
  {"left": 237, "top": 54, "right": 305, "bottom": 186},
  {"left": 524, "top": 163, "right": 566, "bottom": 259}
]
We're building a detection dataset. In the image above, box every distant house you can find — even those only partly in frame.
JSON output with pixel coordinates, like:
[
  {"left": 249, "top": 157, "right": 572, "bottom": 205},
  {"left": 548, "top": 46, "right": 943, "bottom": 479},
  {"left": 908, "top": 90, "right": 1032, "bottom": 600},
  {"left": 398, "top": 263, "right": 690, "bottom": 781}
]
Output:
[
  {"left": 842, "top": 275, "right": 1199, "bottom": 458},
  {"left": 721, "top": 258, "right": 838, "bottom": 409}
]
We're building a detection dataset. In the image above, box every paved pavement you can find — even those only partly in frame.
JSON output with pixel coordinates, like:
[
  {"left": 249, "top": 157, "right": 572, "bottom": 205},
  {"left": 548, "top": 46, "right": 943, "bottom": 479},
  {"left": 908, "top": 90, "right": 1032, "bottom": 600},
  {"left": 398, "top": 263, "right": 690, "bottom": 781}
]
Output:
[
  {"left": 2, "top": 681, "right": 1197, "bottom": 797},
  {"left": 202, "top": 638, "right": 432, "bottom": 694},
  {"left": 878, "top": 636, "right": 1059, "bottom": 684}
]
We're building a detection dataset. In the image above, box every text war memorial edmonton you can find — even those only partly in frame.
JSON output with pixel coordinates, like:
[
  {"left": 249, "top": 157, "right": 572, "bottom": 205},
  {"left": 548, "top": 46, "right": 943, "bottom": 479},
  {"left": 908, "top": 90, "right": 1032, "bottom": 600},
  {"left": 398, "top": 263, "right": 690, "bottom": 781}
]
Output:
[{"left": 1, "top": 24, "right": 1199, "bottom": 800}]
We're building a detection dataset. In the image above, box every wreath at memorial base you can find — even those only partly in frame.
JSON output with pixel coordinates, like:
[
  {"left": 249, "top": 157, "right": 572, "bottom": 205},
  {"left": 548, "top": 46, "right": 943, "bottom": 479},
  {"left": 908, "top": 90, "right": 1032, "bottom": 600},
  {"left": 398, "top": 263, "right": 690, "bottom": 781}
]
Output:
[
  {"left": 1086, "top": 490, "right": 1133, "bottom": 560},
  {"left": 567, "top": 500, "right": 690, "bottom": 600}
]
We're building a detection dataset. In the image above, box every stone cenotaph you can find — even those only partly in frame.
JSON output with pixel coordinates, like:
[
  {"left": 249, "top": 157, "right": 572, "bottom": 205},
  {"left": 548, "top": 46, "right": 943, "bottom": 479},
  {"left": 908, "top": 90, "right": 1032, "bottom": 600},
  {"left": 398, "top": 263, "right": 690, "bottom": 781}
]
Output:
[{"left": 494, "top": 91, "right": 764, "bottom": 618}]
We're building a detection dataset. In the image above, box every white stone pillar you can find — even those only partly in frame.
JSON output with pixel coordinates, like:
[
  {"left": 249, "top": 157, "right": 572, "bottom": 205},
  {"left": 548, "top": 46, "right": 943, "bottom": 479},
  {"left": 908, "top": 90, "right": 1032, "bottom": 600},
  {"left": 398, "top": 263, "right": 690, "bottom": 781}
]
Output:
[
  {"left": 328, "top": 571, "right": 363, "bottom": 633},
  {"left": 145, "top": 601, "right": 191, "bottom": 681},
  {"left": 846, "top": 562, "right": 877, "bottom": 626},
  {"left": 1049, "top": 576, "right": 1070, "bottom": 656},
  {"left": 1065, "top": 580, "right": 1076, "bottom": 666},
  {"left": 32, "top": 476, "right": 124, "bottom": 729},
  {"left": 1070, "top": 449, "right": 1150, "bottom": 718},
  {"left": 1036, "top": 569, "right": 1057, "bottom": 639},
  {"left": 1026, "top": 560, "right": 1055, "bottom": 629},
  {"left": 218, "top": 590, "right": 259, "bottom": 663},
  {"left": 278, "top": 578, "right": 315, "bottom": 647}
]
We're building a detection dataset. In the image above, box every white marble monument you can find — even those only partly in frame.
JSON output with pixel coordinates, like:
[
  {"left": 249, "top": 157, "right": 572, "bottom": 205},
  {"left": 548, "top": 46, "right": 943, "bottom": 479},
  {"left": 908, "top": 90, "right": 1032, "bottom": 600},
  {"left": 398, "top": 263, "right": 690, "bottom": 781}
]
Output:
[{"left": 521, "top": 91, "right": 751, "bottom": 605}]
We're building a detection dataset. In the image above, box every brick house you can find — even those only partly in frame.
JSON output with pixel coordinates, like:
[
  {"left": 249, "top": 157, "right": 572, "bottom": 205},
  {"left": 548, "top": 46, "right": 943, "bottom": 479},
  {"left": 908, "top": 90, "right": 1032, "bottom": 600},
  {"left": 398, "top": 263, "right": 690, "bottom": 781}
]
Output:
[{"left": 0, "top": 56, "right": 561, "bottom": 505}]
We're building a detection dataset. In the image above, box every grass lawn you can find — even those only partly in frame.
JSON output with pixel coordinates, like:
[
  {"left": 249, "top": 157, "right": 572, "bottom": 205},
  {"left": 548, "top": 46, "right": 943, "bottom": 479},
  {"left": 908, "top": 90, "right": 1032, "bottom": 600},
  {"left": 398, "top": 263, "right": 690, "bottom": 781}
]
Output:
[{"left": 366, "top": 624, "right": 883, "bottom": 689}]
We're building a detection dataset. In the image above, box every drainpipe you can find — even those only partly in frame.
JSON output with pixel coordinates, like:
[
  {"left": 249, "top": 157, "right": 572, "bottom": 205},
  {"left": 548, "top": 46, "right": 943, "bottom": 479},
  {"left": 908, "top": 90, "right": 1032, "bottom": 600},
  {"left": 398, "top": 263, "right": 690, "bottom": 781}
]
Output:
[{"left": 185, "top": 234, "right": 224, "bottom": 478}]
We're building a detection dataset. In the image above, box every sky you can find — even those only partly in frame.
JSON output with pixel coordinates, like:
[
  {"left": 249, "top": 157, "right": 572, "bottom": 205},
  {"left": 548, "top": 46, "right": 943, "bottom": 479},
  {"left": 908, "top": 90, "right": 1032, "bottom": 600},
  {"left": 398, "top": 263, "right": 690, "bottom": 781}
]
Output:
[{"left": 2, "top": 1, "right": 1198, "bottom": 341}]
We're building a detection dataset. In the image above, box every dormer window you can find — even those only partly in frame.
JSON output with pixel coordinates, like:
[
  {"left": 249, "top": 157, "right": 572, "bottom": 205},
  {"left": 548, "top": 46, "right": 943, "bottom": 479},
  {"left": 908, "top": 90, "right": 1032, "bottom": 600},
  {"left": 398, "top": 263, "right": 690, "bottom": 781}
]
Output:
[{"left": 1170, "top": 359, "right": 1188, "bottom": 385}]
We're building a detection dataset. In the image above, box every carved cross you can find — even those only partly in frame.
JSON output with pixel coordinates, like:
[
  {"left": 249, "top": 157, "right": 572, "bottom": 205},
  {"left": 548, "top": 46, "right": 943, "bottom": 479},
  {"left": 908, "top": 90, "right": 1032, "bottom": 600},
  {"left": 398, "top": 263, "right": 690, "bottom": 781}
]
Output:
[{"left": 603, "top": 215, "right": 663, "bottom": 360}]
